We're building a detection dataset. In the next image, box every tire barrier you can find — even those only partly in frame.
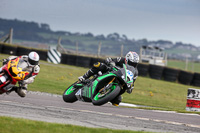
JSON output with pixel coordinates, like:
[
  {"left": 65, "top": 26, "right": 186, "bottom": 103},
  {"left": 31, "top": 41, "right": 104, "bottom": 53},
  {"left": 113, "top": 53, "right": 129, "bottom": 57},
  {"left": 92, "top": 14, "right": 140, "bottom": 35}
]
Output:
[
  {"left": 17, "top": 46, "right": 32, "bottom": 56},
  {"left": 66, "top": 54, "right": 77, "bottom": 66},
  {"left": 0, "top": 44, "right": 3, "bottom": 53},
  {"left": 137, "top": 63, "right": 149, "bottom": 76},
  {"left": 178, "top": 70, "right": 194, "bottom": 85},
  {"left": 1, "top": 44, "right": 17, "bottom": 55},
  {"left": 60, "top": 53, "right": 68, "bottom": 64},
  {"left": 34, "top": 49, "right": 48, "bottom": 61},
  {"left": 163, "top": 67, "right": 179, "bottom": 82},
  {"left": 149, "top": 64, "right": 164, "bottom": 80},
  {"left": 76, "top": 56, "right": 91, "bottom": 68},
  {"left": 47, "top": 47, "right": 61, "bottom": 64},
  {"left": 192, "top": 73, "right": 200, "bottom": 87}
]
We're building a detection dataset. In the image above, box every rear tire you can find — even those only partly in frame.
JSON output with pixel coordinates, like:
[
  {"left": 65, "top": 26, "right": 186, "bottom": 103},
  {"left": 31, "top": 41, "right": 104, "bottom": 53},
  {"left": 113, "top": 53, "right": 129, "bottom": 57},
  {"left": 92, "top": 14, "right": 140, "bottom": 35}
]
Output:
[
  {"left": 92, "top": 85, "right": 121, "bottom": 106},
  {"left": 63, "top": 82, "right": 79, "bottom": 103}
]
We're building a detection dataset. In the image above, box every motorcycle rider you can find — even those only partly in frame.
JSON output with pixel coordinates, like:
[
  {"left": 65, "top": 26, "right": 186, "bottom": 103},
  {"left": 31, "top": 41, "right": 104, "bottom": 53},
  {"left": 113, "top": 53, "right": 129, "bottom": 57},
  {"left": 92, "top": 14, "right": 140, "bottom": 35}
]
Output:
[
  {"left": 78, "top": 51, "right": 139, "bottom": 106},
  {"left": 0, "top": 51, "right": 40, "bottom": 97}
]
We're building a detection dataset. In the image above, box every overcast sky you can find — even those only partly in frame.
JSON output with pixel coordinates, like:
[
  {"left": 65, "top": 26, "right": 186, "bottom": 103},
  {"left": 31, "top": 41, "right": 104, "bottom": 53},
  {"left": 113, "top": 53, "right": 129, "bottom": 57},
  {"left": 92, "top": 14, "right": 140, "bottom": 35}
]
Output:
[{"left": 0, "top": 0, "right": 200, "bottom": 46}]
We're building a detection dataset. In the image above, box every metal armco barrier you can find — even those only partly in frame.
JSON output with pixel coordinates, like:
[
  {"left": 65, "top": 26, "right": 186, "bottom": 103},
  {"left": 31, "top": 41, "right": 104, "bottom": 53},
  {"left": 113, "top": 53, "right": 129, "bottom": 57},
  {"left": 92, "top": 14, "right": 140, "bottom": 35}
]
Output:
[
  {"left": 47, "top": 47, "right": 61, "bottom": 64},
  {"left": 186, "top": 88, "right": 200, "bottom": 112}
]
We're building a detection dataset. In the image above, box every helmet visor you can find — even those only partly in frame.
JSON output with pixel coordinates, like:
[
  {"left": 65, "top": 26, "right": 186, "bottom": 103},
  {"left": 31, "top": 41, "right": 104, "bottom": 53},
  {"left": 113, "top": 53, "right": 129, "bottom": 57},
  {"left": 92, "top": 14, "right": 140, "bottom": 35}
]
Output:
[
  {"left": 28, "top": 58, "right": 38, "bottom": 65},
  {"left": 128, "top": 61, "right": 138, "bottom": 67}
]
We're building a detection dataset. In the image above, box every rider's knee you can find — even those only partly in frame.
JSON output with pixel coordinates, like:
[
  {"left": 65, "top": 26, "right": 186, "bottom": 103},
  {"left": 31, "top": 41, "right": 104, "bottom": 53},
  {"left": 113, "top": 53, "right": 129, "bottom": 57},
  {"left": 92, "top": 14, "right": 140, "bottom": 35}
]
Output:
[
  {"left": 93, "top": 62, "right": 107, "bottom": 71},
  {"left": 93, "top": 62, "right": 101, "bottom": 68},
  {"left": 17, "top": 87, "right": 27, "bottom": 97},
  {"left": 110, "top": 95, "right": 122, "bottom": 106}
]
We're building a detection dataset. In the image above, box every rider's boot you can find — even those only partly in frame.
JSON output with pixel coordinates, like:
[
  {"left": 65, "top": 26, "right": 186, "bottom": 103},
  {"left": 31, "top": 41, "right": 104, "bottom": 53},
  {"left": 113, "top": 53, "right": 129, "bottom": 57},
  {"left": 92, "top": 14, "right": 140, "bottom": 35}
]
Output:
[
  {"left": 6, "top": 86, "right": 18, "bottom": 95},
  {"left": 110, "top": 95, "right": 122, "bottom": 106}
]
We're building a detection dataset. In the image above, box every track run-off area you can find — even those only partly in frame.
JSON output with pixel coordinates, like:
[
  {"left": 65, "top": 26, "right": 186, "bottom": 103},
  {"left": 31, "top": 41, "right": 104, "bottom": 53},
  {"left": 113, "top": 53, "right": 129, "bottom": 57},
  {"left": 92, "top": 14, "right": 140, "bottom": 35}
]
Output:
[{"left": 0, "top": 91, "right": 200, "bottom": 133}]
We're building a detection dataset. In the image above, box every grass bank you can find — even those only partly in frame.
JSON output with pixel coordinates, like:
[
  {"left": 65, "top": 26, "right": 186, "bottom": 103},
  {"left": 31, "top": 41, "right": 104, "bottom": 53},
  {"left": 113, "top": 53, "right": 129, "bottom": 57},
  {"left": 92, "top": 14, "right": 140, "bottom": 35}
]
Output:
[{"left": 0, "top": 116, "right": 148, "bottom": 133}]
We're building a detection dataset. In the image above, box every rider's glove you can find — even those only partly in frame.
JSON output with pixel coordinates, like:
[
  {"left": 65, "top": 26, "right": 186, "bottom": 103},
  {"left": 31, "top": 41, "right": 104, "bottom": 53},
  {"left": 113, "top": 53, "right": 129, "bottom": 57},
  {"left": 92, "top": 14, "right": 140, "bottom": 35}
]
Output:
[
  {"left": 98, "top": 71, "right": 102, "bottom": 76},
  {"left": 127, "top": 82, "right": 134, "bottom": 94},
  {"left": 109, "top": 61, "right": 116, "bottom": 67},
  {"left": 78, "top": 76, "right": 85, "bottom": 82},
  {"left": 105, "top": 57, "right": 112, "bottom": 65},
  {"left": 2, "top": 58, "right": 9, "bottom": 65}
]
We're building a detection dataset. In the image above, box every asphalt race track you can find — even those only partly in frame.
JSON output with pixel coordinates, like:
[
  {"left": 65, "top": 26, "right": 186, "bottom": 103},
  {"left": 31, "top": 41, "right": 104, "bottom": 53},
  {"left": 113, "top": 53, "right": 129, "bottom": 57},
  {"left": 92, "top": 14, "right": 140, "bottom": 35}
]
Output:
[{"left": 0, "top": 91, "right": 200, "bottom": 133}]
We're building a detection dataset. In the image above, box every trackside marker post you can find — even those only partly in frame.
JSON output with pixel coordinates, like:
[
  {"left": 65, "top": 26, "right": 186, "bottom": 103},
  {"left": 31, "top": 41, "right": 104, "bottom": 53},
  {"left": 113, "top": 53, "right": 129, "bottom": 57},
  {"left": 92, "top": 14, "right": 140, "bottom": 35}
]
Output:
[
  {"left": 47, "top": 46, "right": 61, "bottom": 64},
  {"left": 186, "top": 88, "right": 200, "bottom": 112}
]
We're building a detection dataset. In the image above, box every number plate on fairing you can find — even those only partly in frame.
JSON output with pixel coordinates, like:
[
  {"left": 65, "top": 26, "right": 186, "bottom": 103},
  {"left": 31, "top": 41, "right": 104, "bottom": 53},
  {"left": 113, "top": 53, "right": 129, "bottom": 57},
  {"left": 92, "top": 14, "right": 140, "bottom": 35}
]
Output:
[{"left": 126, "top": 70, "right": 134, "bottom": 81}]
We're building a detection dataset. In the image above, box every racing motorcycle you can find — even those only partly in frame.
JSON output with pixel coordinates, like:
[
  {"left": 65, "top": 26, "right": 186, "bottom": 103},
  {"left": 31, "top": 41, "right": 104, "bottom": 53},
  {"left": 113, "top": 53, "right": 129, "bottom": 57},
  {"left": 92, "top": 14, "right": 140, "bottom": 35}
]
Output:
[
  {"left": 63, "top": 63, "right": 135, "bottom": 106},
  {"left": 0, "top": 57, "right": 29, "bottom": 94}
]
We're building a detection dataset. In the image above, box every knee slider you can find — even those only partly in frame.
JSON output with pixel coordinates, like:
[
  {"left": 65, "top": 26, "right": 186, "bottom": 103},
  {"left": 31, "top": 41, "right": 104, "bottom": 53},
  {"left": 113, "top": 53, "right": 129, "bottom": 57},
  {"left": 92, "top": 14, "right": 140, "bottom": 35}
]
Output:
[
  {"left": 93, "top": 62, "right": 101, "bottom": 68},
  {"left": 17, "top": 87, "right": 27, "bottom": 97}
]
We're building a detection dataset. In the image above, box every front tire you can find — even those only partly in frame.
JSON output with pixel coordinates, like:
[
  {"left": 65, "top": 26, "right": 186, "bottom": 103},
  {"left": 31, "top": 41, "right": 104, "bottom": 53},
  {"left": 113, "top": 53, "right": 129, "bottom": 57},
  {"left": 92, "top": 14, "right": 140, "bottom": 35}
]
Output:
[
  {"left": 92, "top": 85, "right": 121, "bottom": 106},
  {"left": 63, "top": 82, "right": 79, "bottom": 103}
]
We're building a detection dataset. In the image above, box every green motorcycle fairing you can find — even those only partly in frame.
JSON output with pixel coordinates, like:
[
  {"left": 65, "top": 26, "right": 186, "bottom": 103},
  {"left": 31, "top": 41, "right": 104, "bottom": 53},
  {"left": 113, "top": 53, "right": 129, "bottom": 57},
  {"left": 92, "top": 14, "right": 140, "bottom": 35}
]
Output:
[
  {"left": 91, "top": 73, "right": 116, "bottom": 95},
  {"left": 64, "top": 83, "right": 83, "bottom": 95},
  {"left": 79, "top": 72, "right": 117, "bottom": 101}
]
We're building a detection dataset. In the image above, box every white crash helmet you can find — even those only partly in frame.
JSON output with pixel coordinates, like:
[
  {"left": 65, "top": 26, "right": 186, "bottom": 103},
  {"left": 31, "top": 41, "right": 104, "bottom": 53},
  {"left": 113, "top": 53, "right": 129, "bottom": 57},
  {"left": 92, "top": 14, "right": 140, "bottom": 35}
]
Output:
[
  {"left": 28, "top": 51, "right": 40, "bottom": 66},
  {"left": 125, "top": 51, "right": 139, "bottom": 67}
]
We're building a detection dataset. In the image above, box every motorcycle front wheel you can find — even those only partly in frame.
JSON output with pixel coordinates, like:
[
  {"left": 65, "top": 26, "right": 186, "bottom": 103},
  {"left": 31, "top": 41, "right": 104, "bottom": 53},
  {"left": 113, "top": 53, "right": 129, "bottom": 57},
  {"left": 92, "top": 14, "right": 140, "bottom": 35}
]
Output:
[
  {"left": 63, "top": 81, "right": 79, "bottom": 103},
  {"left": 92, "top": 85, "right": 121, "bottom": 106}
]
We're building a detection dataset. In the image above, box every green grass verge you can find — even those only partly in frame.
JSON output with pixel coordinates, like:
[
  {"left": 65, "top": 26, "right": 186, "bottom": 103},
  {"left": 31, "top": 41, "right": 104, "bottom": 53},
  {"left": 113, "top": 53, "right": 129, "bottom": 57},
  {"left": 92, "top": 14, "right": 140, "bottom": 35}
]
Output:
[
  {"left": 1, "top": 54, "right": 200, "bottom": 113},
  {"left": 0, "top": 116, "right": 149, "bottom": 133},
  {"left": 167, "top": 60, "right": 200, "bottom": 73}
]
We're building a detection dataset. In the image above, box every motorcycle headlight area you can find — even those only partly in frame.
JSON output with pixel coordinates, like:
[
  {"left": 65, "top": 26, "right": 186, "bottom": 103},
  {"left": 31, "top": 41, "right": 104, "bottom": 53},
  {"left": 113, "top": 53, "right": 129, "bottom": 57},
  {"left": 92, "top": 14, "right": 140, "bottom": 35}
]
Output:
[{"left": 0, "top": 76, "right": 6, "bottom": 83}]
